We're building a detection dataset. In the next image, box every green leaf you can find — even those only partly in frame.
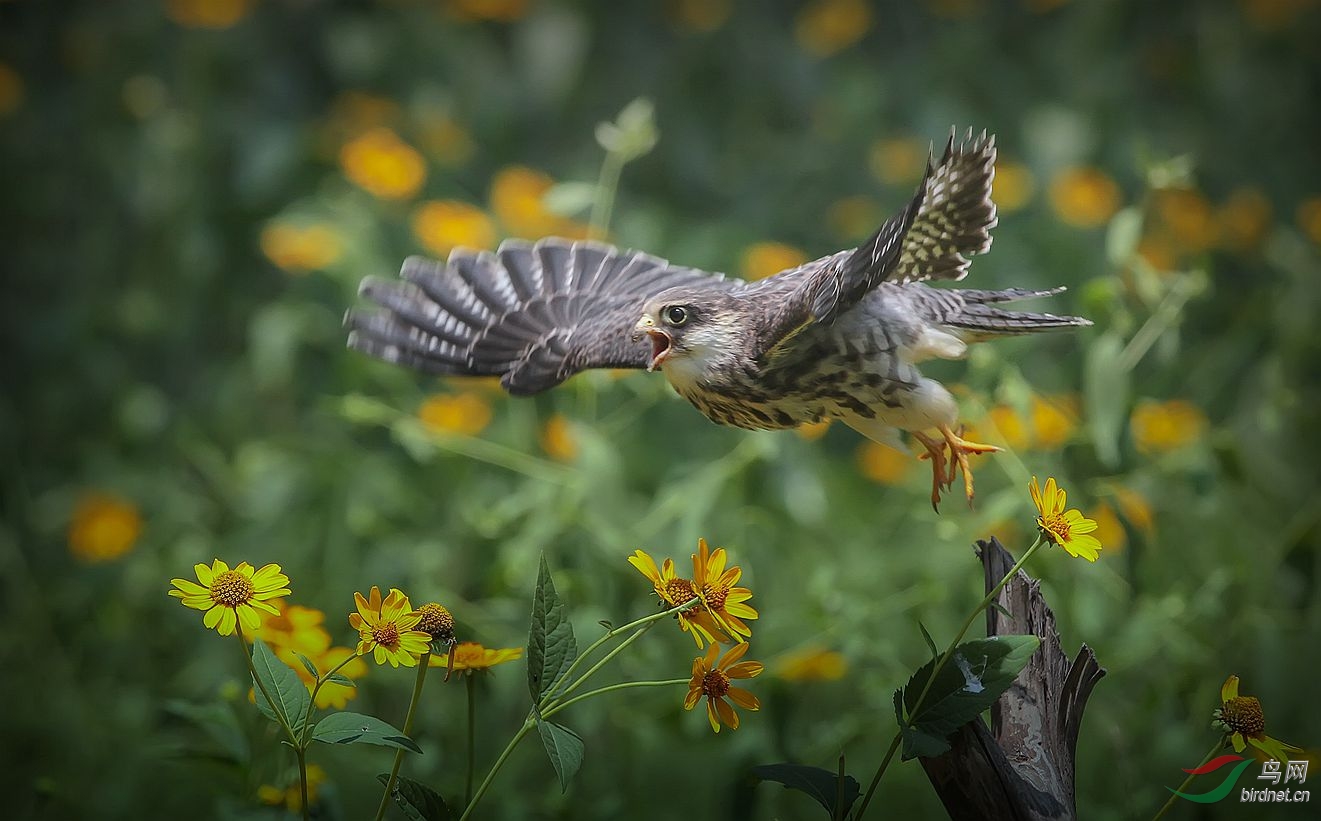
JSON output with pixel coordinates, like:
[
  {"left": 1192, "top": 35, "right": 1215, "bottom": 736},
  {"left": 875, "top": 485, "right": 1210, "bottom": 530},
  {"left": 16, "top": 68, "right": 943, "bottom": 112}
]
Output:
[
  {"left": 917, "top": 621, "right": 939, "bottom": 659},
  {"left": 312, "top": 712, "right": 421, "bottom": 753},
  {"left": 375, "top": 774, "right": 452, "bottom": 821},
  {"left": 752, "top": 763, "right": 860, "bottom": 818},
  {"left": 325, "top": 673, "right": 356, "bottom": 688},
  {"left": 898, "top": 635, "right": 1041, "bottom": 761},
  {"left": 527, "top": 554, "right": 577, "bottom": 701},
  {"left": 1084, "top": 331, "right": 1130, "bottom": 467},
  {"left": 250, "top": 638, "right": 311, "bottom": 734},
  {"left": 538, "top": 720, "right": 585, "bottom": 793},
  {"left": 294, "top": 652, "right": 319, "bottom": 680},
  {"left": 1105, "top": 206, "right": 1143, "bottom": 266}
]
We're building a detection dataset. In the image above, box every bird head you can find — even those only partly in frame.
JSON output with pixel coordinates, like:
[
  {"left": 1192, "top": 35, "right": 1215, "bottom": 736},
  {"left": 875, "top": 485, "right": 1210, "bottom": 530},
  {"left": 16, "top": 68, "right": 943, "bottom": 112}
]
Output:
[{"left": 633, "top": 290, "right": 740, "bottom": 377}]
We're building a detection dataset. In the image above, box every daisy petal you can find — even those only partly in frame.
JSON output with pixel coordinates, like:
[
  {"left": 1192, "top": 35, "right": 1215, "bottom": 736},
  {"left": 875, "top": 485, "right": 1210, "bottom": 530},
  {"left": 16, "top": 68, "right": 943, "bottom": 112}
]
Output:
[
  {"left": 1221, "top": 676, "right": 1240, "bottom": 701},
  {"left": 203, "top": 605, "right": 224, "bottom": 629},
  {"left": 172, "top": 578, "right": 208, "bottom": 596},
  {"left": 727, "top": 686, "right": 760, "bottom": 710},
  {"left": 218, "top": 607, "right": 238, "bottom": 636},
  {"left": 706, "top": 698, "right": 721, "bottom": 733},
  {"left": 715, "top": 697, "right": 739, "bottom": 730}
]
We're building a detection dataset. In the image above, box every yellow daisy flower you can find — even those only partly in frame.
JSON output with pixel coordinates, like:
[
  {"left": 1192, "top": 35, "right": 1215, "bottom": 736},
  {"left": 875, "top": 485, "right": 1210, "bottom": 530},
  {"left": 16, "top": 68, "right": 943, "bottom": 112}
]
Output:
[
  {"left": 1029, "top": 477, "right": 1102, "bottom": 561},
  {"left": 169, "top": 560, "right": 290, "bottom": 636},
  {"left": 348, "top": 586, "right": 432, "bottom": 667},
  {"left": 628, "top": 549, "right": 726, "bottom": 647},
  {"left": 429, "top": 641, "right": 524, "bottom": 673},
  {"left": 248, "top": 601, "right": 332, "bottom": 655},
  {"left": 1213, "top": 675, "right": 1302, "bottom": 762},
  {"left": 685, "top": 642, "right": 763, "bottom": 733},
  {"left": 692, "top": 538, "right": 758, "bottom": 643}
]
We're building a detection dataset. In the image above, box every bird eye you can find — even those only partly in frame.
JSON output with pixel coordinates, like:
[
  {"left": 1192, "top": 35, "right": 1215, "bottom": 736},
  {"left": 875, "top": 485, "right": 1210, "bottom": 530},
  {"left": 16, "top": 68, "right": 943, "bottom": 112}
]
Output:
[{"left": 662, "top": 305, "right": 690, "bottom": 326}]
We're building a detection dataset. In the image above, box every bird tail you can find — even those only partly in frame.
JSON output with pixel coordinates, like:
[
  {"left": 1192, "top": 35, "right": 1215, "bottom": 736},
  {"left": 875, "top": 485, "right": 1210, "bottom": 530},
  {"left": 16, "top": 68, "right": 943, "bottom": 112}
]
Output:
[{"left": 939, "top": 286, "right": 1092, "bottom": 339}]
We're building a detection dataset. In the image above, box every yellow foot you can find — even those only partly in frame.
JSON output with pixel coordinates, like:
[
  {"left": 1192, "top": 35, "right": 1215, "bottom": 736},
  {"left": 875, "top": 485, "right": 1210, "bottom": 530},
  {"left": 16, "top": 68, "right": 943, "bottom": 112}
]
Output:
[
  {"left": 938, "top": 423, "right": 1000, "bottom": 507},
  {"left": 913, "top": 431, "right": 952, "bottom": 512}
]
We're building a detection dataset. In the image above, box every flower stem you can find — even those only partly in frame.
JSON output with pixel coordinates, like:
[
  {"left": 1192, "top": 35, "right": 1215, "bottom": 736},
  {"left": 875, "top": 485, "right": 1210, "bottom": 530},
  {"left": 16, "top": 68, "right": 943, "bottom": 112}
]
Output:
[
  {"left": 541, "top": 678, "right": 689, "bottom": 722},
  {"left": 588, "top": 149, "right": 624, "bottom": 240},
  {"left": 295, "top": 747, "right": 310, "bottom": 821},
  {"left": 1152, "top": 739, "right": 1225, "bottom": 821},
  {"left": 459, "top": 716, "right": 537, "bottom": 821},
  {"left": 374, "top": 651, "right": 431, "bottom": 821},
  {"left": 299, "top": 651, "right": 363, "bottom": 746},
  {"left": 465, "top": 673, "right": 476, "bottom": 807},
  {"left": 538, "top": 597, "right": 697, "bottom": 709},
  {"left": 855, "top": 535, "right": 1046, "bottom": 820}
]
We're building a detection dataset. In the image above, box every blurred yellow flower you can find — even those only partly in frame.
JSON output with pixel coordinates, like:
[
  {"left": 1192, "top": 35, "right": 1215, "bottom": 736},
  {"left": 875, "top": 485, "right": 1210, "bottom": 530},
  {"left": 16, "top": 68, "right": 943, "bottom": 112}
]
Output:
[
  {"left": 692, "top": 538, "right": 757, "bottom": 643},
  {"left": 741, "top": 241, "right": 808, "bottom": 280},
  {"left": 1130, "top": 398, "right": 1207, "bottom": 455},
  {"left": 1029, "top": 477, "right": 1101, "bottom": 561},
  {"left": 430, "top": 641, "right": 524, "bottom": 672},
  {"left": 68, "top": 492, "right": 142, "bottom": 563},
  {"left": 1152, "top": 187, "right": 1218, "bottom": 252},
  {"left": 629, "top": 549, "right": 727, "bottom": 647},
  {"left": 326, "top": 92, "right": 400, "bottom": 142},
  {"left": 1049, "top": 167, "right": 1121, "bottom": 228},
  {"left": 258, "top": 763, "right": 327, "bottom": 813},
  {"left": 260, "top": 222, "right": 342, "bottom": 274},
  {"left": 1031, "top": 394, "right": 1079, "bottom": 449},
  {"left": 170, "top": 560, "right": 291, "bottom": 636},
  {"left": 165, "top": 0, "right": 254, "bottom": 29},
  {"left": 1112, "top": 486, "right": 1154, "bottom": 534},
  {"left": 1090, "top": 502, "right": 1126, "bottom": 554},
  {"left": 304, "top": 646, "right": 366, "bottom": 709},
  {"left": 540, "top": 413, "right": 578, "bottom": 461},
  {"left": 1296, "top": 196, "right": 1321, "bottom": 246},
  {"left": 870, "top": 136, "right": 927, "bottom": 185},
  {"left": 796, "top": 419, "right": 831, "bottom": 441},
  {"left": 777, "top": 645, "right": 848, "bottom": 682},
  {"left": 340, "top": 127, "right": 426, "bottom": 200},
  {"left": 826, "top": 196, "right": 883, "bottom": 241},
  {"left": 414, "top": 601, "right": 457, "bottom": 646},
  {"left": 857, "top": 441, "right": 911, "bottom": 485},
  {"left": 667, "top": 0, "right": 733, "bottom": 32},
  {"left": 249, "top": 602, "right": 331, "bottom": 655},
  {"left": 685, "top": 642, "right": 762, "bottom": 732},
  {"left": 419, "top": 114, "right": 475, "bottom": 167},
  {"left": 1214, "top": 675, "right": 1302, "bottom": 761},
  {"left": 795, "top": 0, "right": 872, "bottom": 57},
  {"left": 1137, "top": 236, "right": 1178, "bottom": 273},
  {"left": 0, "top": 63, "right": 23, "bottom": 117},
  {"left": 445, "top": 0, "right": 531, "bottom": 22},
  {"left": 985, "top": 405, "right": 1032, "bottom": 450},
  {"left": 992, "top": 160, "right": 1036, "bottom": 213},
  {"left": 490, "top": 165, "right": 587, "bottom": 238},
  {"left": 349, "top": 586, "right": 431, "bottom": 667},
  {"left": 418, "top": 392, "right": 492, "bottom": 437},
  {"left": 412, "top": 200, "right": 497, "bottom": 258},
  {"left": 1217, "top": 187, "right": 1272, "bottom": 251}
]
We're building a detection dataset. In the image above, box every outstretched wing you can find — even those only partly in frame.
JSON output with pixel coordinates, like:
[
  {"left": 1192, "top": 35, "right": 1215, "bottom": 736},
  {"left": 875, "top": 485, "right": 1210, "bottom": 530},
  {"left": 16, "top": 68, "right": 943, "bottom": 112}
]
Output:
[
  {"left": 346, "top": 238, "right": 739, "bottom": 395},
  {"left": 751, "top": 128, "right": 999, "bottom": 360}
]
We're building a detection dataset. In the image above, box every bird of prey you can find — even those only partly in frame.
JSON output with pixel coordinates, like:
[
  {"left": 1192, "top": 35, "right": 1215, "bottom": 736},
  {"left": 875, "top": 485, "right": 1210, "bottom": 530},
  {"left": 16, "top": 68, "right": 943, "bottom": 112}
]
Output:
[{"left": 346, "top": 129, "right": 1091, "bottom": 508}]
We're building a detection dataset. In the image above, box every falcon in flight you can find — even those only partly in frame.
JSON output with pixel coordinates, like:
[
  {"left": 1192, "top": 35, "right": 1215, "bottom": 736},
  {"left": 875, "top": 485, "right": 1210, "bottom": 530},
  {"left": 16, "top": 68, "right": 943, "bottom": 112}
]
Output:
[{"left": 346, "top": 129, "right": 1090, "bottom": 508}]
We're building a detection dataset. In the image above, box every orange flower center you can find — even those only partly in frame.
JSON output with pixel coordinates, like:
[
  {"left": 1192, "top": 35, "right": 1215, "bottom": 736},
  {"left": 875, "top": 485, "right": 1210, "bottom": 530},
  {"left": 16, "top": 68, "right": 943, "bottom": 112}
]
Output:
[
  {"left": 1221, "top": 696, "right": 1266, "bottom": 737},
  {"left": 701, "top": 668, "right": 731, "bottom": 698},
  {"left": 1038, "top": 514, "right": 1072, "bottom": 544},
  {"left": 372, "top": 624, "right": 401, "bottom": 648},
  {"left": 664, "top": 578, "right": 698, "bottom": 608},
  {"left": 702, "top": 583, "right": 728, "bottom": 610},
  {"left": 209, "top": 570, "right": 254, "bottom": 607}
]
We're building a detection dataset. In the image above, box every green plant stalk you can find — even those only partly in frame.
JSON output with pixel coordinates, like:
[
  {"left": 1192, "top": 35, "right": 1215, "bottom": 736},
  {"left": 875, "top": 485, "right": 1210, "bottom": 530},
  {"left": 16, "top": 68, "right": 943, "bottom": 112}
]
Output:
[
  {"left": 460, "top": 717, "right": 537, "bottom": 821},
  {"left": 299, "top": 651, "right": 364, "bottom": 746},
  {"left": 374, "top": 651, "right": 431, "bottom": 821},
  {"left": 1152, "top": 739, "right": 1225, "bottom": 821},
  {"left": 548, "top": 622, "right": 656, "bottom": 704},
  {"left": 1118, "top": 274, "right": 1199, "bottom": 372},
  {"left": 538, "top": 597, "right": 698, "bottom": 708},
  {"left": 855, "top": 534, "right": 1046, "bottom": 820},
  {"left": 588, "top": 149, "right": 624, "bottom": 239},
  {"left": 465, "top": 673, "right": 476, "bottom": 807},
  {"left": 235, "top": 631, "right": 307, "bottom": 821},
  {"left": 540, "top": 678, "right": 689, "bottom": 721}
]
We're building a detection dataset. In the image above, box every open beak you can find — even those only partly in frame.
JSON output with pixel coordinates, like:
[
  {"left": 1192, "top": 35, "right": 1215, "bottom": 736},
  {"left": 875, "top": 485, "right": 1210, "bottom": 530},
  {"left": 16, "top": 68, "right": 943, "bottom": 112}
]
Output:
[{"left": 645, "top": 329, "right": 672, "bottom": 372}]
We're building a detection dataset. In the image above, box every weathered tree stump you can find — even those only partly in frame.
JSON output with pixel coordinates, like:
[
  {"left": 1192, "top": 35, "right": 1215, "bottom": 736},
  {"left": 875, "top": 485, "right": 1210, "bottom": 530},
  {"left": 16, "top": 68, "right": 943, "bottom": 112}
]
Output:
[{"left": 919, "top": 538, "right": 1106, "bottom": 820}]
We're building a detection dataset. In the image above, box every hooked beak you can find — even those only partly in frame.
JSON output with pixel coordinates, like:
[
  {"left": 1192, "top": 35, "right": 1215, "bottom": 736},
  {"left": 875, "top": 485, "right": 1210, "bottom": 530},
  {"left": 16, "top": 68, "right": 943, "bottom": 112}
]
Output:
[{"left": 634, "top": 316, "right": 672, "bottom": 372}]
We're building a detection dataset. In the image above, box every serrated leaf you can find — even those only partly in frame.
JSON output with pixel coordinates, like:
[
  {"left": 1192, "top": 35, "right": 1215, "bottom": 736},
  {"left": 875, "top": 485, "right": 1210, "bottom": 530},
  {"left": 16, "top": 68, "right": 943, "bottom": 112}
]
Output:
[
  {"left": 917, "top": 621, "right": 938, "bottom": 659},
  {"left": 325, "top": 673, "right": 356, "bottom": 688},
  {"left": 898, "top": 635, "right": 1040, "bottom": 761},
  {"left": 294, "top": 652, "right": 319, "bottom": 680},
  {"left": 375, "top": 774, "right": 452, "bottom": 820},
  {"left": 1084, "top": 331, "right": 1130, "bottom": 467},
  {"left": 538, "top": 720, "right": 585, "bottom": 793},
  {"left": 312, "top": 712, "right": 421, "bottom": 753},
  {"left": 250, "top": 638, "right": 311, "bottom": 734},
  {"left": 527, "top": 555, "right": 577, "bottom": 701},
  {"left": 752, "top": 763, "right": 860, "bottom": 818}
]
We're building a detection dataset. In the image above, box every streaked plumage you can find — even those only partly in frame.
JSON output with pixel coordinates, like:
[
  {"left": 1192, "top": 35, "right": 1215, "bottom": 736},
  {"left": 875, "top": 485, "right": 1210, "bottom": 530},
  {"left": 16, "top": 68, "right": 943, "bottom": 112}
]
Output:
[{"left": 346, "top": 128, "right": 1091, "bottom": 506}]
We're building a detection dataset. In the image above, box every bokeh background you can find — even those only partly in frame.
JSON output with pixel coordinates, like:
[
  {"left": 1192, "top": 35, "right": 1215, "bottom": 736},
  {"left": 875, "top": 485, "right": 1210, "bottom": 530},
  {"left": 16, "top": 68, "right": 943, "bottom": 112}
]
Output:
[{"left": 3, "top": 0, "right": 1320, "bottom": 818}]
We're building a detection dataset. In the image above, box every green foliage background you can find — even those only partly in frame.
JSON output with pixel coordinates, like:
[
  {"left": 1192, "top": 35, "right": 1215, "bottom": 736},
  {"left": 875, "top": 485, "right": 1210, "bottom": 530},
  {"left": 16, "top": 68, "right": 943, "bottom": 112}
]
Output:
[{"left": 2, "top": 1, "right": 1319, "bottom": 818}]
